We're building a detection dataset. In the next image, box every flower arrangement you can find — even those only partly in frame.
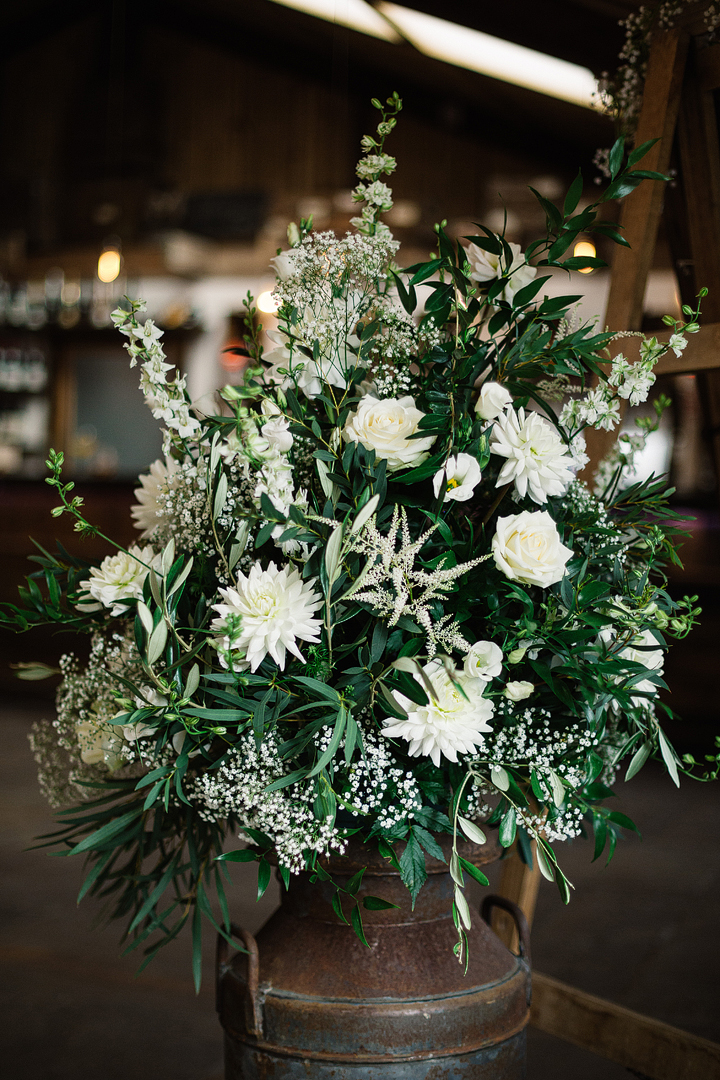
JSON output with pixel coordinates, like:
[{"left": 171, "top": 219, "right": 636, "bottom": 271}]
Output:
[{"left": 6, "top": 93, "right": 717, "bottom": 986}]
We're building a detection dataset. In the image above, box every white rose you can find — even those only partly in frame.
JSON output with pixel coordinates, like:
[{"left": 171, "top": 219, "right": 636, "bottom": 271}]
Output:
[
  {"left": 342, "top": 395, "right": 436, "bottom": 473},
  {"left": 504, "top": 680, "right": 534, "bottom": 701},
  {"left": 466, "top": 240, "right": 537, "bottom": 304},
  {"left": 475, "top": 382, "right": 512, "bottom": 421},
  {"left": 432, "top": 453, "right": 482, "bottom": 502},
  {"left": 492, "top": 510, "right": 573, "bottom": 588},
  {"left": 464, "top": 641, "right": 503, "bottom": 680}
]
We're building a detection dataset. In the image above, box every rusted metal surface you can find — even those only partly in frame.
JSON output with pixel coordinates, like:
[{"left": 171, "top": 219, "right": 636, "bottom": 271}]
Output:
[{"left": 218, "top": 837, "right": 530, "bottom": 1078}]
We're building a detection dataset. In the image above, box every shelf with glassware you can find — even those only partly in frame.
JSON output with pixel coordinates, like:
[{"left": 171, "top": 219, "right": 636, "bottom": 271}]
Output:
[{"left": 0, "top": 301, "right": 199, "bottom": 482}]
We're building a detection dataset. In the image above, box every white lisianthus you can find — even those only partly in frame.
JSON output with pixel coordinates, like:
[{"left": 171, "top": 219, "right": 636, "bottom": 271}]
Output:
[
  {"left": 599, "top": 628, "right": 664, "bottom": 706},
  {"left": 504, "top": 680, "right": 534, "bottom": 701},
  {"left": 260, "top": 415, "right": 293, "bottom": 453},
  {"left": 381, "top": 660, "right": 494, "bottom": 768},
  {"left": 466, "top": 240, "right": 536, "bottom": 304},
  {"left": 490, "top": 408, "right": 575, "bottom": 503},
  {"left": 131, "top": 458, "right": 175, "bottom": 538},
  {"left": 474, "top": 382, "right": 512, "bottom": 421},
  {"left": 342, "top": 395, "right": 436, "bottom": 473},
  {"left": 271, "top": 250, "right": 297, "bottom": 280},
  {"left": 76, "top": 545, "right": 158, "bottom": 617},
  {"left": 464, "top": 641, "right": 503, "bottom": 681},
  {"left": 492, "top": 511, "right": 573, "bottom": 588},
  {"left": 432, "top": 453, "right": 482, "bottom": 503},
  {"left": 211, "top": 561, "right": 322, "bottom": 672}
]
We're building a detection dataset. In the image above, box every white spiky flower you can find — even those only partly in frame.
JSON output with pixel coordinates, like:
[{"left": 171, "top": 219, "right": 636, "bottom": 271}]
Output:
[
  {"left": 381, "top": 660, "right": 494, "bottom": 768},
  {"left": 76, "top": 545, "right": 158, "bottom": 617},
  {"left": 490, "top": 407, "right": 574, "bottom": 503},
  {"left": 211, "top": 561, "right": 323, "bottom": 672}
]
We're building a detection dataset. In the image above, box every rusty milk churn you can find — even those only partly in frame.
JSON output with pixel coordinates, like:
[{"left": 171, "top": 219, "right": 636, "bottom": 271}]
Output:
[{"left": 216, "top": 837, "right": 531, "bottom": 1079}]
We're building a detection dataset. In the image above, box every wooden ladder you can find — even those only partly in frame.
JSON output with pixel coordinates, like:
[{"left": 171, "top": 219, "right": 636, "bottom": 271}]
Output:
[{"left": 495, "top": 6, "right": 720, "bottom": 1075}]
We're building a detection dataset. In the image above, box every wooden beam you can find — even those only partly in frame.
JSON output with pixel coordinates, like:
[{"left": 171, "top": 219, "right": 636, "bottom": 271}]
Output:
[
  {"left": 609, "top": 321, "right": 720, "bottom": 376},
  {"left": 531, "top": 972, "right": 720, "bottom": 1080}
]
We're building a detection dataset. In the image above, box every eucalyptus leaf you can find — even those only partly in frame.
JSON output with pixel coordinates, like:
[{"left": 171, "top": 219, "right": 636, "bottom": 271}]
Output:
[{"left": 458, "top": 816, "right": 487, "bottom": 845}]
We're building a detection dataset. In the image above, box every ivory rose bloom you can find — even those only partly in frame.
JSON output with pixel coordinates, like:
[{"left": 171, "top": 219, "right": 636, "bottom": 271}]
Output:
[
  {"left": 464, "top": 641, "right": 503, "bottom": 681},
  {"left": 342, "top": 395, "right": 435, "bottom": 473},
  {"left": 432, "top": 453, "right": 482, "bottom": 502},
  {"left": 492, "top": 510, "right": 573, "bottom": 588},
  {"left": 381, "top": 660, "right": 494, "bottom": 768},
  {"left": 475, "top": 382, "right": 512, "bottom": 422}
]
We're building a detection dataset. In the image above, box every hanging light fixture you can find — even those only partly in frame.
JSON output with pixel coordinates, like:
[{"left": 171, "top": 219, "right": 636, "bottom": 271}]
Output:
[
  {"left": 573, "top": 240, "right": 597, "bottom": 274},
  {"left": 97, "top": 246, "right": 122, "bottom": 283}
]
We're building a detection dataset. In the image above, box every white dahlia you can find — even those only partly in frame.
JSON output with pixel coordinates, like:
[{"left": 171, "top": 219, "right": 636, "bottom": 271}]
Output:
[
  {"left": 76, "top": 545, "right": 158, "bottom": 617},
  {"left": 131, "top": 459, "right": 174, "bottom": 538},
  {"left": 381, "top": 660, "right": 494, "bottom": 768},
  {"left": 490, "top": 408, "right": 574, "bottom": 504},
  {"left": 211, "top": 561, "right": 323, "bottom": 672}
]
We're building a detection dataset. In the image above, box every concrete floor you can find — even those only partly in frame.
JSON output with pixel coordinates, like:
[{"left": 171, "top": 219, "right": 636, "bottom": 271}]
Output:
[{"left": 1, "top": 696, "right": 719, "bottom": 1080}]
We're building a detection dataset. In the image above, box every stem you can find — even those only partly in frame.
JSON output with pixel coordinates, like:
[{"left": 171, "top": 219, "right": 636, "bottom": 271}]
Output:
[{"left": 482, "top": 483, "right": 512, "bottom": 526}]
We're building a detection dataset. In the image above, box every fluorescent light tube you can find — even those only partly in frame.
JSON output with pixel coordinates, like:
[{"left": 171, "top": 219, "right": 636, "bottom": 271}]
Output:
[
  {"left": 266, "top": 0, "right": 400, "bottom": 41},
  {"left": 377, "top": 3, "right": 597, "bottom": 108}
]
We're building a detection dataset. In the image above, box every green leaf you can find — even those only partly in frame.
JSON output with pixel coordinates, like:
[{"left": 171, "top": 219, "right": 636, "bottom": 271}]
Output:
[
  {"left": 498, "top": 807, "right": 517, "bottom": 848},
  {"left": 608, "top": 136, "right": 625, "bottom": 180},
  {"left": 192, "top": 900, "right": 203, "bottom": 994},
  {"left": 413, "top": 824, "right": 445, "bottom": 862},
  {"left": 308, "top": 706, "right": 347, "bottom": 777},
  {"left": 458, "top": 816, "right": 487, "bottom": 845},
  {"left": 454, "top": 884, "right": 472, "bottom": 930},
  {"left": 69, "top": 808, "right": 143, "bottom": 855},
  {"left": 564, "top": 170, "right": 583, "bottom": 216},
  {"left": 332, "top": 889, "right": 349, "bottom": 924},
  {"left": 607, "top": 811, "right": 641, "bottom": 836},
  {"left": 218, "top": 847, "right": 260, "bottom": 864},
  {"left": 147, "top": 619, "right": 168, "bottom": 666},
  {"left": 536, "top": 843, "right": 555, "bottom": 881},
  {"left": 458, "top": 856, "right": 489, "bottom": 886},
  {"left": 324, "top": 524, "right": 345, "bottom": 586},
  {"left": 184, "top": 663, "right": 200, "bottom": 698},
  {"left": 257, "top": 858, "right": 272, "bottom": 900},
  {"left": 264, "top": 768, "right": 309, "bottom": 792},
  {"left": 363, "top": 894, "right": 400, "bottom": 910},
  {"left": 350, "top": 903, "right": 370, "bottom": 947},
  {"left": 658, "top": 728, "right": 680, "bottom": 787},
  {"left": 625, "top": 739, "right": 652, "bottom": 781},
  {"left": 168, "top": 557, "right": 194, "bottom": 598},
  {"left": 628, "top": 138, "right": 658, "bottom": 166},
  {"left": 399, "top": 831, "right": 426, "bottom": 905}
]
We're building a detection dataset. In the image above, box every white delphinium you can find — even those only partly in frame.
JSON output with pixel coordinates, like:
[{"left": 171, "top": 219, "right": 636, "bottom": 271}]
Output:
[
  {"left": 490, "top": 408, "right": 575, "bottom": 503},
  {"left": 131, "top": 458, "right": 176, "bottom": 539},
  {"left": 464, "top": 641, "right": 503, "bottom": 681},
  {"left": 112, "top": 303, "right": 201, "bottom": 445},
  {"left": 560, "top": 386, "right": 622, "bottom": 433},
  {"left": 76, "top": 545, "right": 158, "bottom": 617},
  {"left": 343, "top": 395, "right": 436, "bottom": 472},
  {"left": 211, "top": 561, "right": 322, "bottom": 672},
  {"left": 432, "top": 453, "right": 482, "bottom": 502},
  {"left": 465, "top": 240, "right": 536, "bottom": 304},
  {"left": 381, "top": 659, "right": 495, "bottom": 767}
]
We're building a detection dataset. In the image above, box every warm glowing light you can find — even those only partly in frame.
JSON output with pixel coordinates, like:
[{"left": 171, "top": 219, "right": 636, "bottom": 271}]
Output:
[
  {"left": 266, "top": 0, "right": 399, "bottom": 41},
  {"left": 377, "top": 4, "right": 597, "bottom": 108},
  {"left": 573, "top": 240, "right": 597, "bottom": 273},
  {"left": 257, "top": 290, "right": 280, "bottom": 313},
  {"left": 97, "top": 248, "right": 121, "bottom": 283}
]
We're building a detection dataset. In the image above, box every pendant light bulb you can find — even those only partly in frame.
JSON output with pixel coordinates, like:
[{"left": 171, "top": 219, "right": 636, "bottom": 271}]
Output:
[{"left": 97, "top": 247, "right": 122, "bottom": 283}]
